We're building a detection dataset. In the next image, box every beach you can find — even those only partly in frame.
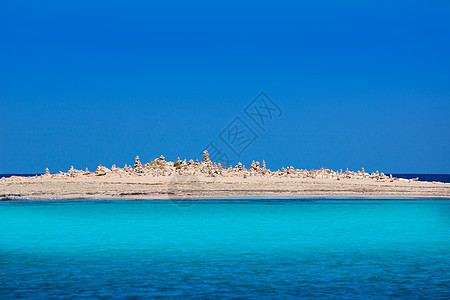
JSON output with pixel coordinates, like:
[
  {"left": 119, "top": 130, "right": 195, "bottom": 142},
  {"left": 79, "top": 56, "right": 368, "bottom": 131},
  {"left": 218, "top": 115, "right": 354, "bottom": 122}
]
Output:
[
  {"left": 1, "top": 175, "right": 449, "bottom": 200},
  {"left": 2, "top": 153, "right": 449, "bottom": 200}
]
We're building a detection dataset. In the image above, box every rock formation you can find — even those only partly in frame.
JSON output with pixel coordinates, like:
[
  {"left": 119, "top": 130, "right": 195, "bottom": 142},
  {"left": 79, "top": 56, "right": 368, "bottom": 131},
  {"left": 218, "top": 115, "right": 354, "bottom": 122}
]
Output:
[{"left": 37, "top": 150, "right": 398, "bottom": 182}]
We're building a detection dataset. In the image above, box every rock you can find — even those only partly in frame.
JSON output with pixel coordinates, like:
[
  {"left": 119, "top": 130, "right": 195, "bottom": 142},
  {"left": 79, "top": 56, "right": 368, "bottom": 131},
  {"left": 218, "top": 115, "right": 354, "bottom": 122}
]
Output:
[
  {"left": 159, "top": 155, "right": 165, "bottom": 161},
  {"left": 124, "top": 164, "right": 133, "bottom": 173},
  {"left": 203, "top": 150, "right": 211, "bottom": 163},
  {"left": 134, "top": 156, "right": 144, "bottom": 173},
  {"left": 174, "top": 157, "right": 182, "bottom": 169},
  {"left": 95, "top": 165, "right": 108, "bottom": 176},
  {"left": 68, "top": 166, "right": 76, "bottom": 177},
  {"left": 249, "top": 160, "right": 257, "bottom": 171},
  {"left": 262, "top": 160, "right": 266, "bottom": 170},
  {"left": 45, "top": 168, "right": 50, "bottom": 176}
]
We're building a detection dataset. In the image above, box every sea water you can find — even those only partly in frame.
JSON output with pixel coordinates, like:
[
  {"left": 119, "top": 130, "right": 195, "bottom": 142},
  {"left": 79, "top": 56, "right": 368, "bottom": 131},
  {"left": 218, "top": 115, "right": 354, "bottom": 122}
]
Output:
[{"left": 0, "top": 199, "right": 449, "bottom": 299}]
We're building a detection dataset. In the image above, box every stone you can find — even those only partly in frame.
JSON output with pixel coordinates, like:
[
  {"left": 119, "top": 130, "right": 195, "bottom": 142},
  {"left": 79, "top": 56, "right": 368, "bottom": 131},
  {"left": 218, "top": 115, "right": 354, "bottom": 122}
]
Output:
[
  {"left": 203, "top": 150, "right": 211, "bottom": 163},
  {"left": 45, "top": 168, "right": 50, "bottom": 176},
  {"left": 159, "top": 155, "right": 165, "bottom": 161},
  {"left": 174, "top": 157, "right": 182, "bottom": 169},
  {"left": 68, "top": 166, "right": 76, "bottom": 177},
  {"left": 95, "top": 165, "right": 107, "bottom": 176},
  {"left": 134, "top": 156, "right": 143, "bottom": 173},
  {"left": 262, "top": 160, "right": 266, "bottom": 170}
]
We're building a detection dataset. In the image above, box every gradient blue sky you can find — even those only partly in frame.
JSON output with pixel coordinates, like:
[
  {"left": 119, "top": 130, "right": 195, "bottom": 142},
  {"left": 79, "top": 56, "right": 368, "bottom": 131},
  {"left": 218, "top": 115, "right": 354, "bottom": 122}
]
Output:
[{"left": 1, "top": 1, "right": 449, "bottom": 174}]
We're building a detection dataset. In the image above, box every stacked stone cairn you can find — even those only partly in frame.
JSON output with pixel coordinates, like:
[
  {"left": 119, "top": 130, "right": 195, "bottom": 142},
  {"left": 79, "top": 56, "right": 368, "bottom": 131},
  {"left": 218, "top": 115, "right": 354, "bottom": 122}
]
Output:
[
  {"left": 134, "top": 156, "right": 144, "bottom": 174},
  {"left": 203, "top": 150, "right": 211, "bottom": 164},
  {"left": 95, "top": 164, "right": 109, "bottom": 176}
]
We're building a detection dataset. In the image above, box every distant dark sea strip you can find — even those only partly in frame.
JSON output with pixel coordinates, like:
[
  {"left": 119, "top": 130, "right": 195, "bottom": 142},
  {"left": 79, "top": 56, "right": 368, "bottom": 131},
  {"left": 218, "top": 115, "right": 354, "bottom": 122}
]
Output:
[
  {"left": 392, "top": 174, "right": 450, "bottom": 183},
  {"left": 1, "top": 173, "right": 449, "bottom": 183}
]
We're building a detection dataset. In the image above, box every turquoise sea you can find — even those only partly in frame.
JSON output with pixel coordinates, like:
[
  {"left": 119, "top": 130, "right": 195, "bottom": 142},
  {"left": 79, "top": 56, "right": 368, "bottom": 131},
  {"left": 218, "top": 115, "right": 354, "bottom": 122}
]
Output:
[{"left": 0, "top": 199, "right": 449, "bottom": 299}]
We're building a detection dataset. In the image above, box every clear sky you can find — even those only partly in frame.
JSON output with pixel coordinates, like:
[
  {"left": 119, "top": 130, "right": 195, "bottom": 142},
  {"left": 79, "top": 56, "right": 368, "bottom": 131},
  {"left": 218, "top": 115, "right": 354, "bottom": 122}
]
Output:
[{"left": 1, "top": 1, "right": 449, "bottom": 174}]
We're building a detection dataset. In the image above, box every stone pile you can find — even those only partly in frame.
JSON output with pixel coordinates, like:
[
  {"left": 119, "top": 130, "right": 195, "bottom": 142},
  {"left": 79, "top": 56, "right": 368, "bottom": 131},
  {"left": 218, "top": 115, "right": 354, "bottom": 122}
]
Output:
[
  {"left": 134, "top": 156, "right": 144, "bottom": 174},
  {"left": 95, "top": 165, "right": 110, "bottom": 176},
  {"left": 39, "top": 150, "right": 398, "bottom": 182},
  {"left": 203, "top": 150, "right": 211, "bottom": 164}
]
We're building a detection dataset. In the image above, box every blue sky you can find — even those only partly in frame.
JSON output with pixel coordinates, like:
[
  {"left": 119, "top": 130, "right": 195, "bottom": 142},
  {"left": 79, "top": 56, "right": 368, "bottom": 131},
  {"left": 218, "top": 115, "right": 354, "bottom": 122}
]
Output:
[{"left": 1, "top": 1, "right": 449, "bottom": 174}]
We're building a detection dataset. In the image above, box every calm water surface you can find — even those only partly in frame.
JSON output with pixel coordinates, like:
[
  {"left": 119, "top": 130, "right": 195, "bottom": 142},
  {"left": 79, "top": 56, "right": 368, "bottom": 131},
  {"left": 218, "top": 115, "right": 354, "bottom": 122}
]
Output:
[{"left": 0, "top": 199, "right": 449, "bottom": 299}]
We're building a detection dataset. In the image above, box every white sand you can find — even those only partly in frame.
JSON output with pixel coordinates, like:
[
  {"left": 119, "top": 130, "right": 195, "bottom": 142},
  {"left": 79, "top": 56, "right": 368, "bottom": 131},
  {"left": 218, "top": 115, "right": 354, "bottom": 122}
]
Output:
[{"left": 1, "top": 175, "right": 449, "bottom": 200}]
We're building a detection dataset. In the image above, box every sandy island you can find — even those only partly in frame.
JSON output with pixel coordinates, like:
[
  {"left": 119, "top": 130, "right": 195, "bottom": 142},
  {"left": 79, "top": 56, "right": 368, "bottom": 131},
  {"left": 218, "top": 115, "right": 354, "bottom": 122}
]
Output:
[{"left": 1, "top": 152, "right": 449, "bottom": 200}]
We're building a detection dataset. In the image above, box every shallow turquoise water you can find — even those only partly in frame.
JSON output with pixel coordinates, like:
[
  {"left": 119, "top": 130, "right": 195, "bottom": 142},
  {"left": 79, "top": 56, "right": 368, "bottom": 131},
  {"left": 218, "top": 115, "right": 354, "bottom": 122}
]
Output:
[{"left": 0, "top": 199, "right": 449, "bottom": 299}]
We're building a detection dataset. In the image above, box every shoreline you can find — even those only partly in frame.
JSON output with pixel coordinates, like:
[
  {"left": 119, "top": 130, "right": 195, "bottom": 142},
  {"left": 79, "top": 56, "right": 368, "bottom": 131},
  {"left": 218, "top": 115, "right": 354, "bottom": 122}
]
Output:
[
  {"left": 1, "top": 175, "right": 449, "bottom": 200},
  {"left": 1, "top": 152, "right": 449, "bottom": 200},
  {"left": 2, "top": 196, "right": 450, "bottom": 202}
]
